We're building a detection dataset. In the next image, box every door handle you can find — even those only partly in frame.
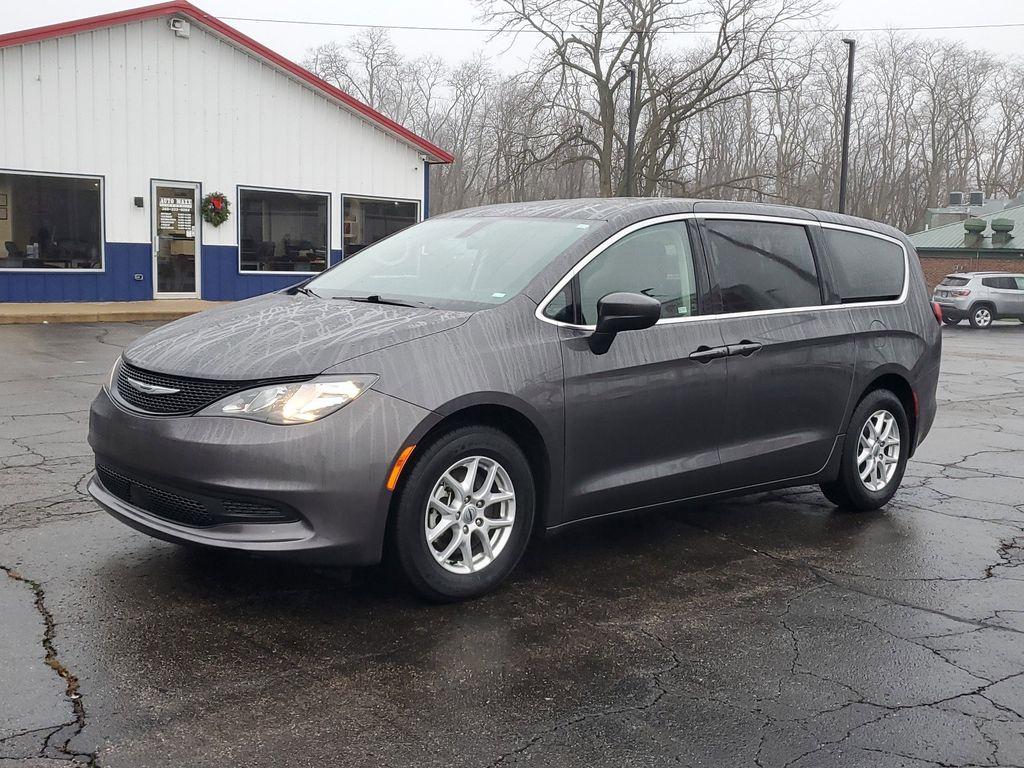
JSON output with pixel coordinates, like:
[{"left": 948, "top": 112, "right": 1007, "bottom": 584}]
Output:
[
  {"left": 727, "top": 341, "right": 763, "bottom": 357},
  {"left": 688, "top": 345, "right": 730, "bottom": 363}
]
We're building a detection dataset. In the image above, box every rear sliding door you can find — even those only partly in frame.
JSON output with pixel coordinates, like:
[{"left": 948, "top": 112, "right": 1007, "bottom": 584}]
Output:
[{"left": 697, "top": 217, "right": 857, "bottom": 488}]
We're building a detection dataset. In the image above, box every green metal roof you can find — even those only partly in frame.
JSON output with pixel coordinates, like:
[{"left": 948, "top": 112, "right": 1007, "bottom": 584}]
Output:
[{"left": 909, "top": 204, "right": 1024, "bottom": 251}]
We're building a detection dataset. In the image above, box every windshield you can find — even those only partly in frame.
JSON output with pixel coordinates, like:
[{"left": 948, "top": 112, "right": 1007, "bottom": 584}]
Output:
[{"left": 306, "top": 216, "right": 594, "bottom": 310}]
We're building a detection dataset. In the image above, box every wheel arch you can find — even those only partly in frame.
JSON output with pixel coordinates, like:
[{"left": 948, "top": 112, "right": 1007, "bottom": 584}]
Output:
[
  {"left": 386, "top": 394, "right": 558, "bottom": 537},
  {"left": 854, "top": 369, "right": 919, "bottom": 456}
]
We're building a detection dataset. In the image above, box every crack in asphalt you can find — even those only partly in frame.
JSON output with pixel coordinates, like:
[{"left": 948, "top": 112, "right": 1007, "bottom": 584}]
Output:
[
  {"left": 482, "top": 620, "right": 691, "bottom": 768},
  {"left": 0, "top": 565, "right": 99, "bottom": 766},
  {"left": 2, "top": 323, "right": 1024, "bottom": 767},
  {"left": 777, "top": 670, "right": 1024, "bottom": 768},
  {"left": 675, "top": 518, "right": 1024, "bottom": 638}
]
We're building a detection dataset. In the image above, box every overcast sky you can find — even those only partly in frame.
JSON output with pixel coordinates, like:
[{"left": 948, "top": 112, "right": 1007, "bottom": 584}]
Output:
[{"left": 4, "top": 0, "right": 1023, "bottom": 70}]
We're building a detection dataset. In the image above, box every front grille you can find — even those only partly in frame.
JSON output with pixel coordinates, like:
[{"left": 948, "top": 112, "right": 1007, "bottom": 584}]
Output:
[
  {"left": 96, "top": 464, "right": 298, "bottom": 528},
  {"left": 115, "top": 361, "right": 258, "bottom": 415}
]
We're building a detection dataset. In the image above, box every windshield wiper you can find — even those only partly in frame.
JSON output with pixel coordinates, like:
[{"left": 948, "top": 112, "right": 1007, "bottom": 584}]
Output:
[
  {"left": 294, "top": 285, "right": 321, "bottom": 298},
  {"left": 333, "top": 294, "right": 431, "bottom": 309}
]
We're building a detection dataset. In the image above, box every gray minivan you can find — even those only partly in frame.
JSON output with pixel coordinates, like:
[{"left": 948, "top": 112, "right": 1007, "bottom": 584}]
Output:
[{"left": 88, "top": 199, "right": 941, "bottom": 600}]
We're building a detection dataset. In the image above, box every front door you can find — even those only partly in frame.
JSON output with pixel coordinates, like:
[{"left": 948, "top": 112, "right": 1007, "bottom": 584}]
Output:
[
  {"left": 152, "top": 182, "right": 200, "bottom": 298},
  {"left": 557, "top": 219, "right": 728, "bottom": 521}
]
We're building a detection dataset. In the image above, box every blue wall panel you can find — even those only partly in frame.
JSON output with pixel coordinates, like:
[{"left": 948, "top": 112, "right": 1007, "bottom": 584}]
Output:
[
  {"left": 0, "top": 243, "right": 151, "bottom": 302},
  {"left": 200, "top": 245, "right": 308, "bottom": 300},
  {"left": 0, "top": 243, "right": 325, "bottom": 303}
]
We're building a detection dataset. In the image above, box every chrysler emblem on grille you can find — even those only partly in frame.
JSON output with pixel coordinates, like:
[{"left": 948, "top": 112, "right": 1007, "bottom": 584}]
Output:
[{"left": 125, "top": 377, "right": 180, "bottom": 395}]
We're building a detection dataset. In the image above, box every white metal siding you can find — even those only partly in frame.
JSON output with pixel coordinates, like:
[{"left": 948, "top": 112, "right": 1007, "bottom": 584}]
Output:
[{"left": 0, "top": 18, "right": 426, "bottom": 247}]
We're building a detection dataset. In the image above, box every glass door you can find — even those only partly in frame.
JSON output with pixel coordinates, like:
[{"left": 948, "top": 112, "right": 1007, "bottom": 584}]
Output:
[{"left": 152, "top": 182, "right": 200, "bottom": 298}]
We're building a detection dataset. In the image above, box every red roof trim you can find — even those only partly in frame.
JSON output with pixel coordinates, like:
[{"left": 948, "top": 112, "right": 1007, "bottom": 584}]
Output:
[{"left": 0, "top": 2, "right": 454, "bottom": 164}]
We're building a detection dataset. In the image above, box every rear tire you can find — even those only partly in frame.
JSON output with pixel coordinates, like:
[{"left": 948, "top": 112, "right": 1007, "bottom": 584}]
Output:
[
  {"left": 819, "top": 389, "right": 909, "bottom": 512},
  {"left": 969, "top": 304, "right": 994, "bottom": 329},
  {"left": 388, "top": 425, "right": 535, "bottom": 602},
  {"left": 941, "top": 316, "right": 961, "bottom": 326}
]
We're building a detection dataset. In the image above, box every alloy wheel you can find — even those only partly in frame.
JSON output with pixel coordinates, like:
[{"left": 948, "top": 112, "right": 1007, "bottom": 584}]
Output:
[
  {"left": 857, "top": 410, "right": 901, "bottom": 492},
  {"left": 974, "top": 307, "right": 993, "bottom": 327},
  {"left": 424, "top": 456, "right": 516, "bottom": 574}
]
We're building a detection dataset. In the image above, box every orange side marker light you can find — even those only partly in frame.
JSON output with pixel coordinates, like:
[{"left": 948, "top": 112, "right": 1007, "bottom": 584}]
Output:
[{"left": 386, "top": 445, "right": 416, "bottom": 491}]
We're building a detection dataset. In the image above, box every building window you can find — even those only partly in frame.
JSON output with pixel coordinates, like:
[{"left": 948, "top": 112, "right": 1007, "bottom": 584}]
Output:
[
  {"left": 343, "top": 196, "right": 419, "bottom": 257},
  {"left": 0, "top": 172, "right": 103, "bottom": 270},
  {"left": 238, "top": 188, "right": 329, "bottom": 273}
]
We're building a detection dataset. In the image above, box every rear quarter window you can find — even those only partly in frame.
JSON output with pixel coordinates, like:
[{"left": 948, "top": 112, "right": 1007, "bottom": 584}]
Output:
[
  {"left": 823, "top": 229, "right": 906, "bottom": 302},
  {"left": 982, "top": 277, "right": 1018, "bottom": 289}
]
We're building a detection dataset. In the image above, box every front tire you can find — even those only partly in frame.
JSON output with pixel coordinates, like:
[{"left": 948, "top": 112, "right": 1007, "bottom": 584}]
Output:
[
  {"left": 389, "top": 425, "right": 535, "bottom": 602},
  {"left": 820, "top": 389, "right": 909, "bottom": 512},
  {"left": 969, "top": 304, "right": 994, "bottom": 328}
]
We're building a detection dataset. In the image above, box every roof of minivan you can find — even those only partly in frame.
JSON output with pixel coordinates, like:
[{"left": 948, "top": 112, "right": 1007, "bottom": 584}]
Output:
[{"left": 439, "top": 198, "right": 907, "bottom": 240}]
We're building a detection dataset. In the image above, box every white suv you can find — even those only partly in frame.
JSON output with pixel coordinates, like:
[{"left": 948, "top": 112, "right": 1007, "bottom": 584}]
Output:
[{"left": 932, "top": 272, "right": 1024, "bottom": 328}]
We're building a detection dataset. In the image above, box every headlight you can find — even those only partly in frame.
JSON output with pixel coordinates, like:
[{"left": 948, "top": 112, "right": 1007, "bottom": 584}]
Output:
[{"left": 198, "top": 375, "right": 377, "bottom": 425}]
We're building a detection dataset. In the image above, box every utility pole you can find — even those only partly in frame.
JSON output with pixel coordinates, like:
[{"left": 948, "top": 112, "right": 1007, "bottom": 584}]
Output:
[
  {"left": 623, "top": 65, "right": 637, "bottom": 197},
  {"left": 622, "top": 22, "right": 645, "bottom": 198},
  {"left": 838, "top": 38, "right": 856, "bottom": 214}
]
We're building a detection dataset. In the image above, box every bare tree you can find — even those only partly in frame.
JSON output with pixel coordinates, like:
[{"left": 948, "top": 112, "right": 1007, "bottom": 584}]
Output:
[{"left": 302, "top": 13, "right": 1024, "bottom": 230}]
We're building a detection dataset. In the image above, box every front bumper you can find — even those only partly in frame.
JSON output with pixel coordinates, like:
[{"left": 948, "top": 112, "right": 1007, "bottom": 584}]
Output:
[{"left": 87, "top": 387, "right": 431, "bottom": 565}]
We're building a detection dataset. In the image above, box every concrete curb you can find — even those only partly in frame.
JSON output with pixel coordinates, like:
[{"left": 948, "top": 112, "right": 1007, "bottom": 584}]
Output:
[{"left": 0, "top": 301, "right": 230, "bottom": 325}]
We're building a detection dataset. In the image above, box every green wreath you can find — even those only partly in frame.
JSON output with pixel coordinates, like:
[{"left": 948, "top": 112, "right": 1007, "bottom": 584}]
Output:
[{"left": 201, "top": 192, "right": 231, "bottom": 227}]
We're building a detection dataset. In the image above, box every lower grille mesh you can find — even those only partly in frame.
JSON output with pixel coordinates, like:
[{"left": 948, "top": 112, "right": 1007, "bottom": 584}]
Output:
[{"left": 96, "top": 464, "right": 297, "bottom": 528}]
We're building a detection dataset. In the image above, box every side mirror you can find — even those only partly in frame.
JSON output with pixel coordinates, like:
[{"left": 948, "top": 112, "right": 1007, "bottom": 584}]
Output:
[{"left": 589, "top": 291, "right": 661, "bottom": 354}]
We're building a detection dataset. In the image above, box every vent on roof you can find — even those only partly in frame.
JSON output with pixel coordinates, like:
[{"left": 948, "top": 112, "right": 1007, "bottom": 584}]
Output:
[
  {"left": 964, "top": 218, "right": 987, "bottom": 246},
  {"left": 949, "top": 191, "right": 965, "bottom": 206},
  {"left": 992, "top": 218, "right": 1014, "bottom": 245},
  {"left": 968, "top": 191, "right": 985, "bottom": 207}
]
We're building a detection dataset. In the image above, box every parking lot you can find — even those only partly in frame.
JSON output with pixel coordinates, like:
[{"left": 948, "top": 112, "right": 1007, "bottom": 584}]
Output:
[{"left": 1, "top": 320, "right": 1023, "bottom": 768}]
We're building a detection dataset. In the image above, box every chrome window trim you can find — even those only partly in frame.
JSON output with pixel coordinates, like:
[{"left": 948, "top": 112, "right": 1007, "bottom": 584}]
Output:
[{"left": 534, "top": 213, "right": 910, "bottom": 330}]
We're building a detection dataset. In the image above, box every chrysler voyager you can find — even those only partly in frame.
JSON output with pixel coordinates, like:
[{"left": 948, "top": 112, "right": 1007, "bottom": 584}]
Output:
[{"left": 88, "top": 199, "right": 941, "bottom": 600}]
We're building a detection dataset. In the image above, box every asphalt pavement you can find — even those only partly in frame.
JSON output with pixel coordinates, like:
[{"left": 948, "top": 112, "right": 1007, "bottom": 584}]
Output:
[{"left": 1, "top": 320, "right": 1023, "bottom": 767}]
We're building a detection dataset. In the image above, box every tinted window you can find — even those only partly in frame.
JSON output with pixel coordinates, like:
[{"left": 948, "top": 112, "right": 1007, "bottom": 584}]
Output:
[
  {"left": 543, "top": 283, "right": 574, "bottom": 323},
  {"left": 1016, "top": 277, "right": 1024, "bottom": 290},
  {"left": 343, "top": 196, "right": 419, "bottom": 257},
  {"left": 0, "top": 172, "right": 102, "bottom": 270},
  {"left": 703, "top": 220, "right": 820, "bottom": 313},
  {"left": 982, "top": 277, "right": 1017, "bottom": 289},
  {"left": 941, "top": 276, "right": 970, "bottom": 287},
  {"left": 239, "top": 189, "right": 329, "bottom": 272},
  {"left": 577, "top": 222, "right": 697, "bottom": 325},
  {"left": 823, "top": 229, "right": 905, "bottom": 302}
]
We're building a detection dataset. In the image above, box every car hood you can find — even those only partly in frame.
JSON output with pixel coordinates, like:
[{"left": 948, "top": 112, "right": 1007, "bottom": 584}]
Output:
[{"left": 123, "top": 293, "right": 470, "bottom": 380}]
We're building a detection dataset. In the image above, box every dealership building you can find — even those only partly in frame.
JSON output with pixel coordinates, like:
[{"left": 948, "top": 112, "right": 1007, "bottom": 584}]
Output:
[{"left": 0, "top": 2, "right": 452, "bottom": 302}]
